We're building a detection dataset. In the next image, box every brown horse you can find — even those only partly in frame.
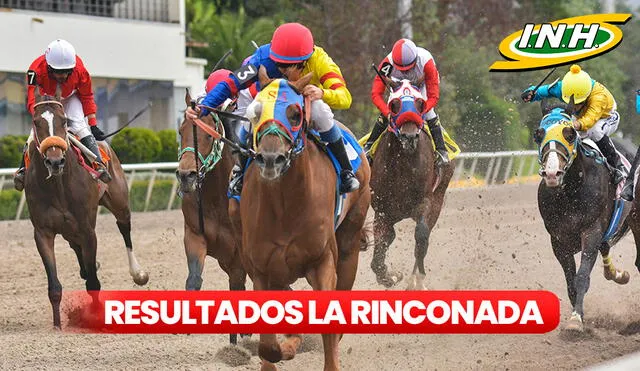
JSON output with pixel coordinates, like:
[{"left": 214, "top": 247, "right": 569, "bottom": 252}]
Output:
[
  {"left": 176, "top": 90, "right": 247, "bottom": 344},
  {"left": 228, "top": 68, "right": 371, "bottom": 371},
  {"left": 369, "top": 79, "right": 454, "bottom": 289},
  {"left": 25, "top": 90, "right": 148, "bottom": 328}
]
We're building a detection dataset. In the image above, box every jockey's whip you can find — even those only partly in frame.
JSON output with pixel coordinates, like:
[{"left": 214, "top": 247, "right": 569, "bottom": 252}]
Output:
[
  {"left": 101, "top": 102, "right": 153, "bottom": 140},
  {"left": 532, "top": 67, "right": 557, "bottom": 94},
  {"left": 371, "top": 63, "right": 393, "bottom": 93},
  {"left": 211, "top": 49, "right": 233, "bottom": 72}
]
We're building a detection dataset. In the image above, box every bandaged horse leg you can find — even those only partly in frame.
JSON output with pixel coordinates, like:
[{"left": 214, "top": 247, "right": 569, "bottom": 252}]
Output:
[
  {"left": 600, "top": 243, "right": 630, "bottom": 284},
  {"left": 407, "top": 216, "right": 431, "bottom": 290},
  {"left": 311, "top": 99, "right": 360, "bottom": 194},
  {"left": 371, "top": 216, "right": 403, "bottom": 287}
]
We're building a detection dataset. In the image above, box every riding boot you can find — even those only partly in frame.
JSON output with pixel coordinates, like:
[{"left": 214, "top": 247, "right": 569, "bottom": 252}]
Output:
[
  {"left": 80, "top": 135, "right": 112, "bottom": 183},
  {"left": 363, "top": 114, "right": 388, "bottom": 164},
  {"left": 621, "top": 149, "right": 640, "bottom": 201},
  {"left": 595, "top": 135, "right": 626, "bottom": 185},
  {"left": 426, "top": 116, "right": 449, "bottom": 166},
  {"left": 13, "top": 146, "right": 27, "bottom": 191},
  {"left": 228, "top": 127, "right": 251, "bottom": 198},
  {"left": 327, "top": 138, "right": 360, "bottom": 194}
]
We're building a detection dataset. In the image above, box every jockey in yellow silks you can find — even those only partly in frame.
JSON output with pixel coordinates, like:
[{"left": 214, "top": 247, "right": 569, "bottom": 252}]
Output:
[
  {"left": 186, "top": 22, "right": 359, "bottom": 196},
  {"left": 522, "top": 64, "right": 629, "bottom": 196}
]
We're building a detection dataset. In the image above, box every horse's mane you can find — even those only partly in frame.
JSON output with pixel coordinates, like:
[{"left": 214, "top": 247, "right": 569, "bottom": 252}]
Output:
[{"left": 540, "top": 99, "right": 567, "bottom": 116}]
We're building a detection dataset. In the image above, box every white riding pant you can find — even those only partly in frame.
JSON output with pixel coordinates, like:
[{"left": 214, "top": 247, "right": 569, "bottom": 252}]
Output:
[
  {"left": 579, "top": 109, "right": 620, "bottom": 142},
  {"left": 28, "top": 93, "right": 91, "bottom": 144}
]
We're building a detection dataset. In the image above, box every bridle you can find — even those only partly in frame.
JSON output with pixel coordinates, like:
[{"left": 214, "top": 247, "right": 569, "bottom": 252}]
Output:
[{"left": 31, "top": 100, "right": 69, "bottom": 158}]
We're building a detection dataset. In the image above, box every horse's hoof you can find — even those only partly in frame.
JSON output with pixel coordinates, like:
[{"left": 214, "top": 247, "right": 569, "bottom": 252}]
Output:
[
  {"left": 132, "top": 271, "right": 149, "bottom": 286},
  {"left": 280, "top": 335, "right": 302, "bottom": 361},
  {"left": 604, "top": 267, "right": 630, "bottom": 285},
  {"left": 377, "top": 271, "right": 403, "bottom": 288},
  {"left": 565, "top": 312, "right": 584, "bottom": 332},
  {"left": 406, "top": 273, "right": 427, "bottom": 290},
  {"left": 259, "top": 342, "right": 282, "bottom": 364}
]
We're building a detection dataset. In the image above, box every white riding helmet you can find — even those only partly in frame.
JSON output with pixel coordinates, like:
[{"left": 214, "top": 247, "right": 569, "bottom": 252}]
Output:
[{"left": 45, "top": 39, "right": 76, "bottom": 70}]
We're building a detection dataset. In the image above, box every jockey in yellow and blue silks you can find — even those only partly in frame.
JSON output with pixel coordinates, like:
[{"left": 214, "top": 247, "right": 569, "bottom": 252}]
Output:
[
  {"left": 522, "top": 64, "right": 628, "bottom": 190},
  {"left": 187, "top": 23, "right": 359, "bottom": 196}
]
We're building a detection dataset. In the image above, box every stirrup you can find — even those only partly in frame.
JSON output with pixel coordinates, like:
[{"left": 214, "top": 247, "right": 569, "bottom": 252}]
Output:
[
  {"left": 621, "top": 181, "right": 635, "bottom": 201},
  {"left": 14, "top": 168, "right": 25, "bottom": 191},
  {"left": 435, "top": 150, "right": 449, "bottom": 166},
  {"left": 97, "top": 166, "right": 112, "bottom": 183},
  {"left": 228, "top": 165, "right": 244, "bottom": 197},
  {"left": 339, "top": 170, "right": 360, "bottom": 194}
]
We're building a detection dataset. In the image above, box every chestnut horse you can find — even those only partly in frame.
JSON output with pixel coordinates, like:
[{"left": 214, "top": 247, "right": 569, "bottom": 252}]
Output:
[
  {"left": 535, "top": 102, "right": 638, "bottom": 332},
  {"left": 368, "top": 79, "right": 454, "bottom": 289},
  {"left": 25, "top": 90, "right": 148, "bottom": 328},
  {"left": 228, "top": 67, "right": 371, "bottom": 371},
  {"left": 176, "top": 90, "right": 247, "bottom": 344}
]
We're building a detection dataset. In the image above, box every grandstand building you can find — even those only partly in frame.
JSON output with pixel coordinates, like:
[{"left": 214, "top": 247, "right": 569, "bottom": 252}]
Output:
[{"left": 0, "top": 0, "right": 206, "bottom": 136}]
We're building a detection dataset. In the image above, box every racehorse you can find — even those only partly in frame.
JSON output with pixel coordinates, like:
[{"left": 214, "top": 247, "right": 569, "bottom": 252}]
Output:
[
  {"left": 535, "top": 101, "right": 636, "bottom": 332},
  {"left": 176, "top": 90, "right": 247, "bottom": 344},
  {"left": 229, "top": 67, "right": 371, "bottom": 371},
  {"left": 367, "top": 78, "right": 455, "bottom": 289},
  {"left": 25, "top": 88, "right": 148, "bottom": 328}
]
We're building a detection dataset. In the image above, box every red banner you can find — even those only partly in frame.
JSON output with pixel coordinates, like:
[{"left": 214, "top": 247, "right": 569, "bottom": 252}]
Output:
[{"left": 65, "top": 290, "right": 560, "bottom": 334}]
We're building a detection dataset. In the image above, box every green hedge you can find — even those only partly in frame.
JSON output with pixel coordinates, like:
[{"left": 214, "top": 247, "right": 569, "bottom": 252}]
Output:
[
  {"left": 157, "top": 129, "right": 179, "bottom": 162},
  {"left": 111, "top": 128, "right": 162, "bottom": 164},
  {"left": 0, "top": 135, "right": 28, "bottom": 168}
]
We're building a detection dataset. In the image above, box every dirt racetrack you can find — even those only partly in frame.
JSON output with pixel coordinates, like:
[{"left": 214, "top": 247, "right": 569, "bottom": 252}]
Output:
[{"left": 2, "top": 183, "right": 640, "bottom": 370}]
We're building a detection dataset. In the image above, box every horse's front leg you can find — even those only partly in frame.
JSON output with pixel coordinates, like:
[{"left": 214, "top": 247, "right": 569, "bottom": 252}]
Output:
[
  {"left": 407, "top": 215, "right": 430, "bottom": 290},
  {"left": 252, "top": 275, "right": 285, "bottom": 370},
  {"left": 34, "top": 228, "right": 62, "bottom": 328},
  {"left": 81, "top": 230, "right": 101, "bottom": 306},
  {"left": 227, "top": 256, "right": 248, "bottom": 345},
  {"left": 567, "top": 229, "right": 601, "bottom": 332},
  {"left": 306, "top": 247, "right": 340, "bottom": 371},
  {"left": 551, "top": 236, "right": 578, "bottom": 306},
  {"left": 184, "top": 226, "right": 206, "bottom": 291},
  {"left": 371, "top": 215, "right": 402, "bottom": 287}
]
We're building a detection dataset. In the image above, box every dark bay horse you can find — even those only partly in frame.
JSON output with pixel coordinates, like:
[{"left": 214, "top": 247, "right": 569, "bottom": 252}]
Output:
[
  {"left": 535, "top": 104, "right": 636, "bottom": 332},
  {"left": 229, "top": 67, "right": 371, "bottom": 371},
  {"left": 368, "top": 79, "right": 454, "bottom": 289},
  {"left": 176, "top": 90, "right": 247, "bottom": 344},
  {"left": 25, "top": 90, "right": 148, "bottom": 328}
]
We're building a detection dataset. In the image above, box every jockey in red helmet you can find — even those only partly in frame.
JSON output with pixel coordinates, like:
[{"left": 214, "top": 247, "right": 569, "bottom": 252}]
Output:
[
  {"left": 365, "top": 38, "right": 448, "bottom": 166},
  {"left": 188, "top": 23, "right": 359, "bottom": 197},
  {"left": 15, "top": 39, "right": 111, "bottom": 191}
]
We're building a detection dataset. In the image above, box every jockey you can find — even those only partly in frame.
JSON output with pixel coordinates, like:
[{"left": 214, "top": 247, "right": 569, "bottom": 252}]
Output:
[
  {"left": 522, "top": 64, "right": 627, "bottom": 187},
  {"left": 364, "top": 38, "right": 448, "bottom": 165},
  {"left": 196, "top": 68, "right": 257, "bottom": 117},
  {"left": 14, "top": 39, "right": 111, "bottom": 191},
  {"left": 187, "top": 22, "right": 360, "bottom": 196}
]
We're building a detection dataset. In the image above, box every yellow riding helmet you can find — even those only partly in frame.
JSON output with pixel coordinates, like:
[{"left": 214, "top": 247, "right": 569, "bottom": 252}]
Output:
[{"left": 561, "top": 65, "right": 592, "bottom": 104}]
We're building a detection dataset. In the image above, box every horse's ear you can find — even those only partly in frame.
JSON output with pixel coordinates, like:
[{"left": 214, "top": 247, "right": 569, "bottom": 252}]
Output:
[
  {"left": 291, "top": 72, "right": 314, "bottom": 93},
  {"left": 185, "top": 88, "right": 192, "bottom": 107},
  {"left": 533, "top": 127, "right": 545, "bottom": 145},
  {"left": 565, "top": 95, "right": 577, "bottom": 115},
  {"left": 562, "top": 126, "right": 577, "bottom": 143},
  {"left": 540, "top": 99, "right": 550, "bottom": 116},
  {"left": 258, "top": 65, "right": 273, "bottom": 89}
]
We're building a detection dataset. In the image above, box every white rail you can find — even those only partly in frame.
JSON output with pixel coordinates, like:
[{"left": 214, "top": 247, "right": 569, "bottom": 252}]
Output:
[{"left": 0, "top": 151, "right": 540, "bottom": 221}]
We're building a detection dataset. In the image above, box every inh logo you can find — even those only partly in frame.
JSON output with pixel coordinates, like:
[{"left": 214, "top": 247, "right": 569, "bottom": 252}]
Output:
[{"left": 490, "top": 14, "right": 631, "bottom": 71}]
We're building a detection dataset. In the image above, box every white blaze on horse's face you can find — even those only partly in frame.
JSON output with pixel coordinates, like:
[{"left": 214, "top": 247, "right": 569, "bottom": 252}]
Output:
[
  {"left": 41, "top": 110, "right": 55, "bottom": 137},
  {"left": 544, "top": 142, "right": 562, "bottom": 187}
]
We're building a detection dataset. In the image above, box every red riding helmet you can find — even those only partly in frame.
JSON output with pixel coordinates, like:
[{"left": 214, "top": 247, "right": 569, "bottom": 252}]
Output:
[
  {"left": 269, "top": 23, "right": 314, "bottom": 64},
  {"left": 205, "top": 69, "right": 232, "bottom": 93},
  {"left": 391, "top": 39, "right": 418, "bottom": 71}
]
